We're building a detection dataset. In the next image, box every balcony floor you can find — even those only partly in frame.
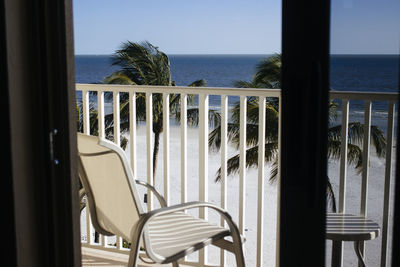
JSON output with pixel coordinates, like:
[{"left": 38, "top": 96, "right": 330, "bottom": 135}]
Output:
[{"left": 82, "top": 247, "right": 185, "bottom": 267}]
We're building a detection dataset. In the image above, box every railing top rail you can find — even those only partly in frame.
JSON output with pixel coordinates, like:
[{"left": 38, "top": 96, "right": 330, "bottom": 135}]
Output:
[
  {"left": 76, "top": 84, "right": 399, "bottom": 101},
  {"left": 330, "top": 91, "right": 398, "bottom": 101},
  {"left": 76, "top": 83, "right": 281, "bottom": 97}
]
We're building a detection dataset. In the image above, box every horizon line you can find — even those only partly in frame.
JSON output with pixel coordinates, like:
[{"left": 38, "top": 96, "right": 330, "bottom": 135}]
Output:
[{"left": 75, "top": 53, "right": 399, "bottom": 56}]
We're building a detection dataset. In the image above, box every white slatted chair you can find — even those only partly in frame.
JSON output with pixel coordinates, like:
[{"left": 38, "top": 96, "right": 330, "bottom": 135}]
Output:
[{"left": 77, "top": 133, "right": 245, "bottom": 266}]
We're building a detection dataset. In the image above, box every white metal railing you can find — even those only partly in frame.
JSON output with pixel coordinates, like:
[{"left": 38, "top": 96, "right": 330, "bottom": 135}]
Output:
[
  {"left": 77, "top": 84, "right": 281, "bottom": 267},
  {"left": 329, "top": 91, "right": 398, "bottom": 267},
  {"left": 76, "top": 84, "right": 397, "bottom": 267}
]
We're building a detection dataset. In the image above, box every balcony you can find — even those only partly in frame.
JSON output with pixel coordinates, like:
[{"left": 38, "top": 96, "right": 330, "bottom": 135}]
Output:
[{"left": 76, "top": 84, "right": 397, "bottom": 267}]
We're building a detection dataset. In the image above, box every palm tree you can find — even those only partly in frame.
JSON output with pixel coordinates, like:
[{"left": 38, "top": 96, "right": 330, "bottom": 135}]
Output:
[
  {"left": 103, "top": 41, "right": 206, "bottom": 184},
  {"left": 208, "top": 54, "right": 386, "bottom": 212}
]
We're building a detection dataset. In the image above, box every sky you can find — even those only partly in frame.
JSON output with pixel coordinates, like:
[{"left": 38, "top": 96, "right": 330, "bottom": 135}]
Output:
[{"left": 73, "top": 0, "right": 399, "bottom": 55}]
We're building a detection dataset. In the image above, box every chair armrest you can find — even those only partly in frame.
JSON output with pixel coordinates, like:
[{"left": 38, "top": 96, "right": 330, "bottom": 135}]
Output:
[
  {"left": 135, "top": 180, "right": 167, "bottom": 208},
  {"left": 129, "top": 201, "right": 243, "bottom": 264},
  {"left": 144, "top": 201, "right": 233, "bottom": 222}
]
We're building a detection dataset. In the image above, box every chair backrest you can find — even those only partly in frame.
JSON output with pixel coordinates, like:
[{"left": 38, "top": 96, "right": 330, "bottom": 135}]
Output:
[{"left": 77, "top": 133, "right": 144, "bottom": 240}]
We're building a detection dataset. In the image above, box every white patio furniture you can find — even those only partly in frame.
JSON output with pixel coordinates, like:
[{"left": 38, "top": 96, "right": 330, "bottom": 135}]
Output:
[
  {"left": 77, "top": 133, "right": 246, "bottom": 266},
  {"left": 327, "top": 213, "right": 380, "bottom": 267}
]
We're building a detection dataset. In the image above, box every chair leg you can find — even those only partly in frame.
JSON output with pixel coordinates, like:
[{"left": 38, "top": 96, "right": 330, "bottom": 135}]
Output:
[
  {"left": 127, "top": 249, "right": 139, "bottom": 267},
  {"left": 234, "top": 245, "right": 246, "bottom": 267},
  {"left": 231, "top": 230, "right": 245, "bottom": 266},
  {"left": 127, "top": 237, "right": 141, "bottom": 267},
  {"left": 172, "top": 261, "right": 180, "bottom": 267}
]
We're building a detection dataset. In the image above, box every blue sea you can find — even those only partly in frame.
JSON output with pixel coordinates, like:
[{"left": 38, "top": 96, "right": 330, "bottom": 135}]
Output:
[
  {"left": 75, "top": 54, "right": 399, "bottom": 131},
  {"left": 75, "top": 54, "right": 398, "bottom": 91}
]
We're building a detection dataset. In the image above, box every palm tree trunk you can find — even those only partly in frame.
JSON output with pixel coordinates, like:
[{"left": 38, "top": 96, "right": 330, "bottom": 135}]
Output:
[
  {"left": 327, "top": 176, "right": 337, "bottom": 212},
  {"left": 152, "top": 130, "right": 160, "bottom": 185}
]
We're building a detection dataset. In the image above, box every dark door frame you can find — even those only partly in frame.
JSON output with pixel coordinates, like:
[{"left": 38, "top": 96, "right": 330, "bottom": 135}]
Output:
[
  {"left": 1, "top": 0, "right": 17, "bottom": 264},
  {"left": 280, "top": 1, "right": 400, "bottom": 267},
  {"left": 279, "top": 0, "right": 330, "bottom": 266},
  {"left": 391, "top": 56, "right": 400, "bottom": 266},
  {"left": 3, "top": 0, "right": 80, "bottom": 266}
]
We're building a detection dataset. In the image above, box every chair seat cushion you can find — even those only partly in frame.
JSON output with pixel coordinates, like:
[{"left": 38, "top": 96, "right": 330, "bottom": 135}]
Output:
[{"left": 146, "top": 212, "right": 230, "bottom": 260}]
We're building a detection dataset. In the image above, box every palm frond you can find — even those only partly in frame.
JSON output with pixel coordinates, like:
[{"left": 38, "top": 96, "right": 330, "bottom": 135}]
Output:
[
  {"left": 219, "top": 52, "right": 387, "bottom": 216},
  {"left": 214, "top": 142, "right": 278, "bottom": 182},
  {"left": 328, "top": 101, "right": 339, "bottom": 125},
  {"left": 371, "top": 125, "right": 386, "bottom": 157},
  {"left": 328, "top": 122, "right": 386, "bottom": 157},
  {"left": 110, "top": 41, "right": 172, "bottom": 86},
  {"left": 327, "top": 140, "right": 363, "bottom": 170},
  {"left": 269, "top": 157, "right": 279, "bottom": 184},
  {"left": 233, "top": 54, "right": 281, "bottom": 89},
  {"left": 208, "top": 97, "right": 279, "bottom": 152},
  {"left": 253, "top": 53, "right": 281, "bottom": 88},
  {"left": 233, "top": 80, "right": 260, "bottom": 88},
  {"left": 103, "top": 72, "right": 136, "bottom": 85},
  {"left": 268, "top": 159, "right": 337, "bottom": 212},
  {"left": 188, "top": 79, "right": 207, "bottom": 87}
]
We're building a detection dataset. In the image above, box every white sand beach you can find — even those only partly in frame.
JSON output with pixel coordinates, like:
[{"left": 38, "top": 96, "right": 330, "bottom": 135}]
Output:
[{"left": 81, "top": 124, "right": 396, "bottom": 266}]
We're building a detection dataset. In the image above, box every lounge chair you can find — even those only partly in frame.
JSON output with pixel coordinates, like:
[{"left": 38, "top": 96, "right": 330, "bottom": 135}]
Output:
[{"left": 77, "top": 133, "right": 246, "bottom": 266}]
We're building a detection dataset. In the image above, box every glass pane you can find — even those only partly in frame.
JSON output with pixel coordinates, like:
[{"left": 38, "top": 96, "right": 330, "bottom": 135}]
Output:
[
  {"left": 74, "top": 0, "right": 282, "bottom": 266},
  {"left": 328, "top": 1, "right": 399, "bottom": 266}
]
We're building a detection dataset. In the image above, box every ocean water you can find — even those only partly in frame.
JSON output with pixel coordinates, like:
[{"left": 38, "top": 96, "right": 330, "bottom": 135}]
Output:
[
  {"left": 76, "top": 54, "right": 266, "bottom": 87},
  {"left": 75, "top": 54, "right": 398, "bottom": 91},
  {"left": 75, "top": 54, "right": 398, "bottom": 131},
  {"left": 330, "top": 55, "right": 398, "bottom": 123}
]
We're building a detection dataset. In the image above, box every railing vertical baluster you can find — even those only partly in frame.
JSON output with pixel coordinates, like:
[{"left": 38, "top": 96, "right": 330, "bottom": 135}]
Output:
[
  {"left": 360, "top": 100, "right": 372, "bottom": 214},
  {"left": 163, "top": 93, "right": 170, "bottom": 205},
  {"left": 113, "top": 91, "right": 120, "bottom": 146},
  {"left": 95, "top": 90, "right": 105, "bottom": 248},
  {"left": 180, "top": 93, "right": 188, "bottom": 262},
  {"left": 239, "top": 95, "right": 247, "bottom": 234},
  {"left": 130, "top": 92, "right": 137, "bottom": 179},
  {"left": 97, "top": 91, "right": 105, "bottom": 138},
  {"left": 199, "top": 93, "right": 209, "bottom": 265},
  {"left": 339, "top": 99, "right": 349, "bottom": 212},
  {"left": 257, "top": 96, "right": 266, "bottom": 267},
  {"left": 101, "top": 235, "right": 105, "bottom": 247},
  {"left": 380, "top": 101, "right": 395, "bottom": 267},
  {"left": 116, "top": 236, "right": 121, "bottom": 250},
  {"left": 181, "top": 94, "right": 187, "bottom": 205},
  {"left": 113, "top": 91, "right": 121, "bottom": 249},
  {"left": 332, "top": 99, "right": 349, "bottom": 267},
  {"left": 359, "top": 100, "right": 372, "bottom": 265},
  {"left": 119, "top": 237, "right": 124, "bottom": 250},
  {"left": 220, "top": 94, "right": 228, "bottom": 267},
  {"left": 82, "top": 90, "right": 90, "bottom": 135},
  {"left": 146, "top": 92, "right": 154, "bottom": 211}
]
